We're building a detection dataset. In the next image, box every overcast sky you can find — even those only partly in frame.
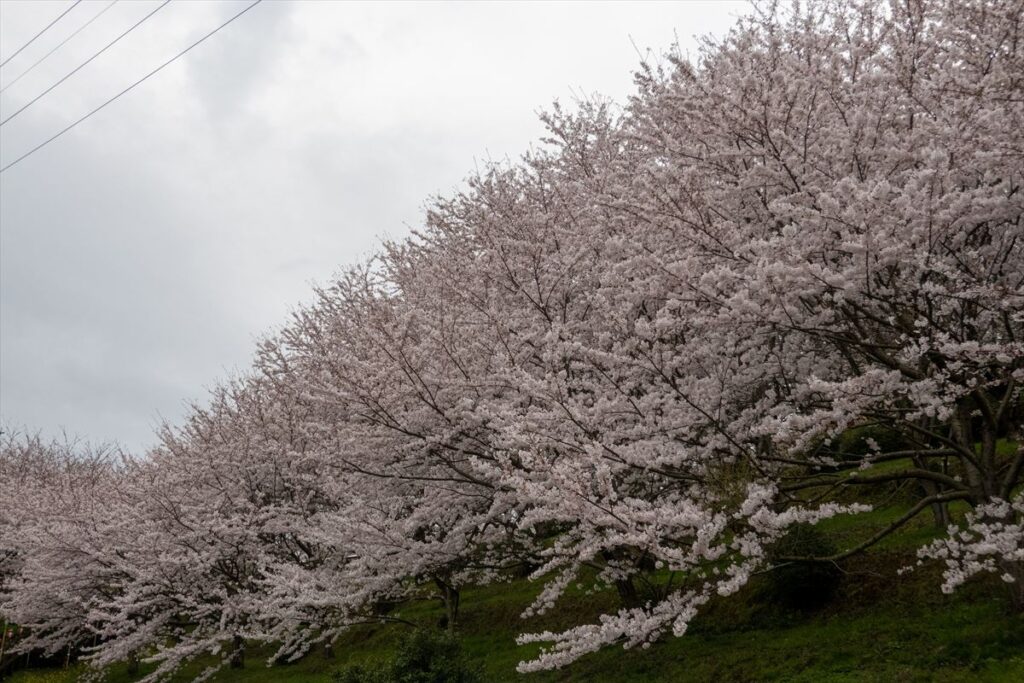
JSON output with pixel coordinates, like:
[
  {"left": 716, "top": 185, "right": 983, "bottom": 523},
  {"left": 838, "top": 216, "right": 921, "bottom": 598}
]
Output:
[{"left": 0, "top": 0, "right": 748, "bottom": 454}]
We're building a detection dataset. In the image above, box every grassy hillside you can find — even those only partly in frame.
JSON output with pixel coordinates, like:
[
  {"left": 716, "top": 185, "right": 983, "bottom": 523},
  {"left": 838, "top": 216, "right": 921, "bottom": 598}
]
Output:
[{"left": 9, "top": 494, "right": 1024, "bottom": 682}]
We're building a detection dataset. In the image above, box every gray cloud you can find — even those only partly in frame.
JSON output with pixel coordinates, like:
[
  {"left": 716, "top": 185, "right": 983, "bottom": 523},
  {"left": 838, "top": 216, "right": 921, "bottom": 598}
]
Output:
[{"left": 1, "top": 0, "right": 748, "bottom": 453}]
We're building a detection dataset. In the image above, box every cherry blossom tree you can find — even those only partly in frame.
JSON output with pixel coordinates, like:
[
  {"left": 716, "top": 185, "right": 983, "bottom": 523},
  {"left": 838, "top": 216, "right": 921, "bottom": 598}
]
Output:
[
  {"left": 83, "top": 375, "right": 336, "bottom": 681},
  {"left": 0, "top": 433, "right": 127, "bottom": 662},
  {"left": 321, "top": 0, "right": 1022, "bottom": 666},
  {"left": 2, "top": 0, "right": 1021, "bottom": 677},
  {"left": 256, "top": 261, "right": 542, "bottom": 651}
]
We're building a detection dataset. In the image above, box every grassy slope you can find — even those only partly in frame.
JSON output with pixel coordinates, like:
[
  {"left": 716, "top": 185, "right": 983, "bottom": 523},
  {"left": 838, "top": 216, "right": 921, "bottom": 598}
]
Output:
[
  {"left": 12, "top": 568, "right": 1023, "bottom": 683},
  {"left": 10, "top": 469, "right": 1024, "bottom": 682}
]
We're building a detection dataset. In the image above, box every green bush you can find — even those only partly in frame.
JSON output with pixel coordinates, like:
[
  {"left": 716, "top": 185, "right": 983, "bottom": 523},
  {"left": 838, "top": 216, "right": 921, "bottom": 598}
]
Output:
[
  {"left": 333, "top": 629, "right": 482, "bottom": 683},
  {"left": 765, "top": 524, "right": 842, "bottom": 612}
]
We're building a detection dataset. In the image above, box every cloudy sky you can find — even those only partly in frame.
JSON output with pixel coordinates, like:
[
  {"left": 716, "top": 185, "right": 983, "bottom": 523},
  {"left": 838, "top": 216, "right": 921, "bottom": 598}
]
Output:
[{"left": 0, "top": 0, "right": 748, "bottom": 454}]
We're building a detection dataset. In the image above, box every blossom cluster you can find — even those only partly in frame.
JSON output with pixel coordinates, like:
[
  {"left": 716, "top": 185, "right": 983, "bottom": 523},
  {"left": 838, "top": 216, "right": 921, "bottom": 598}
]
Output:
[{"left": 915, "top": 490, "right": 1024, "bottom": 601}]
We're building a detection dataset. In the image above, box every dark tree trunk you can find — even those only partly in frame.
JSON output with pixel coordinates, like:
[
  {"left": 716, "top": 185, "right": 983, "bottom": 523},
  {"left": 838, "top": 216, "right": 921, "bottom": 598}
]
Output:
[
  {"left": 919, "top": 481, "right": 951, "bottom": 529},
  {"left": 434, "top": 578, "right": 461, "bottom": 631},
  {"left": 1010, "top": 580, "right": 1024, "bottom": 614},
  {"left": 1001, "top": 558, "right": 1024, "bottom": 613},
  {"left": 229, "top": 635, "right": 245, "bottom": 669},
  {"left": 614, "top": 577, "right": 640, "bottom": 609},
  {"left": 601, "top": 550, "right": 641, "bottom": 608}
]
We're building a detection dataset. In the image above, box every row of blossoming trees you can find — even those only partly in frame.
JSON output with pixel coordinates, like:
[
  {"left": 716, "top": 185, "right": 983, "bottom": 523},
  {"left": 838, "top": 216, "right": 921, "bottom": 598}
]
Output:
[{"left": 2, "top": 0, "right": 1023, "bottom": 679}]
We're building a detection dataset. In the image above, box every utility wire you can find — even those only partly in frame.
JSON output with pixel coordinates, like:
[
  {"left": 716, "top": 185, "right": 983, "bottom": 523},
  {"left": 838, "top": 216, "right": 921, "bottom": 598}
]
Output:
[
  {"left": 0, "top": 0, "right": 82, "bottom": 69},
  {"left": 1, "top": 1, "right": 121, "bottom": 95},
  {"left": 1, "top": 0, "right": 172, "bottom": 127},
  {"left": 0, "top": 0, "right": 263, "bottom": 174}
]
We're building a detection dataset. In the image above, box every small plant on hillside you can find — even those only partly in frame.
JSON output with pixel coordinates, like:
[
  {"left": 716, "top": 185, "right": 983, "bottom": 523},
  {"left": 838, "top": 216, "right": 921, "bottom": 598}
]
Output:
[
  {"left": 332, "top": 629, "right": 483, "bottom": 683},
  {"left": 766, "top": 525, "right": 843, "bottom": 612}
]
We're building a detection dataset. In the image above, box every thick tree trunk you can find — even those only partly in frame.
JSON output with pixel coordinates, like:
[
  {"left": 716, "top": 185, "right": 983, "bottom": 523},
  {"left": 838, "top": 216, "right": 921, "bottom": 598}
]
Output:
[
  {"left": 434, "top": 578, "right": 460, "bottom": 631},
  {"left": 912, "top": 452, "right": 952, "bottom": 530},
  {"left": 614, "top": 577, "right": 640, "bottom": 609},
  {"left": 930, "top": 500, "right": 950, "bottom": 528},
  {"left": 229, "top": 635, "right": 245, "bottom": 669},
  {"left": 127, "top": 651, "right": 140, "bottom": 676}
]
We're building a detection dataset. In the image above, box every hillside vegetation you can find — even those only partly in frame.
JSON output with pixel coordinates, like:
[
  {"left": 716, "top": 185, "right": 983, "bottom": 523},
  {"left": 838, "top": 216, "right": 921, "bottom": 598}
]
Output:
[{"left": 10, "top": 496, "right": 1024, "bottom": 682}]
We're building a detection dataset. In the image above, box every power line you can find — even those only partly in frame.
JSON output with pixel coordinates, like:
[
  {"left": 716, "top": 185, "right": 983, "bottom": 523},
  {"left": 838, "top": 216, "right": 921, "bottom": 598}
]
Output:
[
  {"left": 1, "top": 0, "right": 171, "bottom": 127},
  {"left": 0, "top": 0, "right": 263, "bottom": 175},
  {"left": 1, "top": 1, "right": 121, "bottom": 96},
  {"left": 0, "top": 1, "right": 82, "bottom": 69}
]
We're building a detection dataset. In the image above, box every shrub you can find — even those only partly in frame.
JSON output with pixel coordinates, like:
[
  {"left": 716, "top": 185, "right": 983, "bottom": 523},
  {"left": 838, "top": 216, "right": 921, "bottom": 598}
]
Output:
[
  {"left": 333, "top": 629, "right": 483, "bottom": 683},
  {"left": 765, "top": 524, "right": 842, "bottom": 612},
  {"left": 837, "top": 425, "right": 909, "bottom": 458}
]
